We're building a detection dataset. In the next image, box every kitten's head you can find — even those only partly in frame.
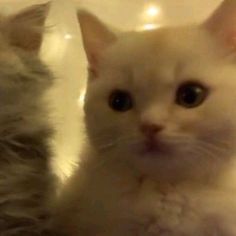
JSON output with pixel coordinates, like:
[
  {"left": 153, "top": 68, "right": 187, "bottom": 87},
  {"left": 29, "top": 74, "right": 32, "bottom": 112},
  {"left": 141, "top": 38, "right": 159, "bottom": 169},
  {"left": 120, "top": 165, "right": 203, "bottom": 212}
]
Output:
[
  {"left": 78, "top": 0, "right": 236, "bottom": 184},
  {"left": 0, "top": 4, "right": 52, "bottom": 137}
]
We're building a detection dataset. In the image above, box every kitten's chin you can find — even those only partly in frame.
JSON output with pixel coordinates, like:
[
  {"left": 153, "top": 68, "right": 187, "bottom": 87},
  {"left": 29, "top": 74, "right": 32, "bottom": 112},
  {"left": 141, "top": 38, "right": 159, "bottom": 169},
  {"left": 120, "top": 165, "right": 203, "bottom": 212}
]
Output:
[
  {"left": 132, "top": 158, "right": 198, "bottom": 185},
  {"left": 137, "top": 139, "right": 175, "bottom": 158},
  {"left": 127, "top": 141, "right": 186, "bottom": 182},
  {"left": 129, "top": 142, "right": 206, "bottom": 184}
]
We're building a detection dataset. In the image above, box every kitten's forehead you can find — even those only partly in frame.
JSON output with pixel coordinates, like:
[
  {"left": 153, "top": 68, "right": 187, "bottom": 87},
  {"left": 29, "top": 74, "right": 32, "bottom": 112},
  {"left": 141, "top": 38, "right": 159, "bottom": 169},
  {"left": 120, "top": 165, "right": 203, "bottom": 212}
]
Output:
[{"left": 102, "top": 26, "right": 223, "bottom": 90}]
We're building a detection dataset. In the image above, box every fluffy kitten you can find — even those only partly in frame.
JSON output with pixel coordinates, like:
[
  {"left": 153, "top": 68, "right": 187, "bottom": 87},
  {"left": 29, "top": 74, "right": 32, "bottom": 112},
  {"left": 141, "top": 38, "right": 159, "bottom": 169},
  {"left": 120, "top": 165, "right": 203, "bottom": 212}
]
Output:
[
  {"left": 0, "top": 3, "right": 55, "bottom": 236},
  {"left": 55, "top": 0, "right": 236, "bottom": 235}
]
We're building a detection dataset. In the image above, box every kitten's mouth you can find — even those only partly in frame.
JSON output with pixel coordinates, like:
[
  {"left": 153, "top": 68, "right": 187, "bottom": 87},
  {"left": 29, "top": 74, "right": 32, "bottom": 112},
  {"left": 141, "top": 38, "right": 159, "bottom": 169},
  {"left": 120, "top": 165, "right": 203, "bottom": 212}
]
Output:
[{"left": 140, "top": 139, "right": 170, "bottom": 156}]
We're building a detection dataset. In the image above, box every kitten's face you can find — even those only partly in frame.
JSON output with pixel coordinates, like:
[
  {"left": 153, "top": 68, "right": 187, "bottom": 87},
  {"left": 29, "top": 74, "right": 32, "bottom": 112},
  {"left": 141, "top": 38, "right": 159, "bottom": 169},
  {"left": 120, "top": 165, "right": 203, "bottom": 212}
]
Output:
[
  {"left": 84, "top": 28, "right": 236, "bottom": 182},
  {"left": 79, "top": 1, "right": 236, "bottom": 182}
]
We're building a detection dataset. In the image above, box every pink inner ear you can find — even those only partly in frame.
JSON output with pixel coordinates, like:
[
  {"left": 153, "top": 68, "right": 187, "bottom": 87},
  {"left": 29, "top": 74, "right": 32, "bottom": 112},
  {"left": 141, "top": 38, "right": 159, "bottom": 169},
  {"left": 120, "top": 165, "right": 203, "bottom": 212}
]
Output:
[
  {"left": 204, "top": 0, "right": 236, "bottom": 51},
  {"left": 225, "top": 31, "right": 236, "bottom": 51},
  {"left": 88, "top": 53, "right": 99, "bottom": 78},
  {"left": 78, "top": 10, "right": 118, "bottom": 79}
]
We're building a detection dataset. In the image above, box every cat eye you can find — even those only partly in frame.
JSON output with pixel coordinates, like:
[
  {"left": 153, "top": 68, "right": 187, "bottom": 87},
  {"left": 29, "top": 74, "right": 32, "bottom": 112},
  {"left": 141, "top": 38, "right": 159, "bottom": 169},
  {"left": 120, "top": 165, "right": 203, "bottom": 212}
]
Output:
[
  {"left": 176, "top": 82, "right": 208, "bottom": 108},
  {"left": 109, "top": 90, "right": 133, "bottom": 112}
]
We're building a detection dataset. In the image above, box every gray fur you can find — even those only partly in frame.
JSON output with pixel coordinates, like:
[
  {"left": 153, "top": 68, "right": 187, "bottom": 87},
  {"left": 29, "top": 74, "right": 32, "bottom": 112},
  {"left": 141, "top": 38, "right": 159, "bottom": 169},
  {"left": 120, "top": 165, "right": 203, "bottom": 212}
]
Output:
[{"left": 0, "top": 4, "right": 56, "bottom": 236}]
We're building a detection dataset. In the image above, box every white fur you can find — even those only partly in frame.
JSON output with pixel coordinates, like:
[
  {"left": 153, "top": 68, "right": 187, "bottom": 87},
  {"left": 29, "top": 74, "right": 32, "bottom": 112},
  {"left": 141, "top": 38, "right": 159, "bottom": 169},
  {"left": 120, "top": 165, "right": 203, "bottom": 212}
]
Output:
[{"left": 54, "top": 1, "right": 236, "bottom": 235}]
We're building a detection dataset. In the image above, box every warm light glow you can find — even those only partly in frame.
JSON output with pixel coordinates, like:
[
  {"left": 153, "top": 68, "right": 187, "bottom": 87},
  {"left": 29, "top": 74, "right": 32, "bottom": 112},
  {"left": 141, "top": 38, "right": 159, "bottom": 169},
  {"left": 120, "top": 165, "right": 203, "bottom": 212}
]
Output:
[
  {"left": 53, "top": 155, "right": 77, "bottom": 184},
  {"left": 144, "top": 23, "right": 157, "bottom": 30},
  {"left": 78, "top": 89, "right": 86, "bottom": 106},
  {"left": 64, "top": 33, "right": 72, "bottom": 40},
  {"left": 146, "top": 6, "right": 160, "bottom": 17},
  {"left": 138, "top": 23, "right": 161, "bottom": 31}
]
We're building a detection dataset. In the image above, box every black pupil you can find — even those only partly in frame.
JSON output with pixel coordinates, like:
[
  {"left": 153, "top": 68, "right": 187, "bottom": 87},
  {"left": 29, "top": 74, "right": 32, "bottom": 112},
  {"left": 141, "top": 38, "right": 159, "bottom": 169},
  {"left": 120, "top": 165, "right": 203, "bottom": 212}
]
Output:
[
  {"left": 177, "top": 83, "right": 207, "bottom": 108},
  {"left": 182, "top": 87, "right": 201, "bottom": 104},
  {"left": 109, "top": 90, "right": 132, "bottom": 112}
]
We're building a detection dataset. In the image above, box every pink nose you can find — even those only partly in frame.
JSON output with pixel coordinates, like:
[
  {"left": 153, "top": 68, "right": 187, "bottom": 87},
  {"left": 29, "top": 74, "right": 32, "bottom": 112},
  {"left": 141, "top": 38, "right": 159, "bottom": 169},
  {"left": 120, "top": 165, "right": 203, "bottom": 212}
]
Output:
[{"left": 140, "top": 123, "right": 164, "bottom": 137}]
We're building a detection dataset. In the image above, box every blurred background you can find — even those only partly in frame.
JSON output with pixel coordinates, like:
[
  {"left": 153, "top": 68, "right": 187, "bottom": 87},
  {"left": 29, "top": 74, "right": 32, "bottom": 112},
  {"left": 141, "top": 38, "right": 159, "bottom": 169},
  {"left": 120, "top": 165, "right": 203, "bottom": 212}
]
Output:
[{"left": 0, "top": 0, "right": 223, "bottom": 181}]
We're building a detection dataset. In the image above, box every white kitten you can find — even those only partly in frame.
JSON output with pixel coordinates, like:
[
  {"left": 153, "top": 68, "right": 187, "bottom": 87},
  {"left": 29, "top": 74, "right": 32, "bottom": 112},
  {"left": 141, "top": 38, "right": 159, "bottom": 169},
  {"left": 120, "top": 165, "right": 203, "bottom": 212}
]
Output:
[{"left": 54, "top": 0, "right": 236, "bottom": 235}]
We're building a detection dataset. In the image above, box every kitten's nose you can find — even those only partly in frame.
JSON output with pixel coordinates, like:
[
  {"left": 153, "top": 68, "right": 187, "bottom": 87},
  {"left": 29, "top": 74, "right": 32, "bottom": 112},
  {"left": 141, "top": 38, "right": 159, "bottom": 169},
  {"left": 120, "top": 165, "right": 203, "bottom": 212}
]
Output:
[{"left": 140, "top": 123, "right": 164, "bottom": 137}]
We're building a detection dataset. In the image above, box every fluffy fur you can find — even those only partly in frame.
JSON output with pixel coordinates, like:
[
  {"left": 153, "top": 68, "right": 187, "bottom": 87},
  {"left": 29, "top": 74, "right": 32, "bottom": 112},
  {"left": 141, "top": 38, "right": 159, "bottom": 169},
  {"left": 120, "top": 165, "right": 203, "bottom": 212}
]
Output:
[
  {"left": 0, "top": 4, "right": 55, "bottom": 236},
  {"left": 54, "top": 0, "right": 236, "bottom": 235}
]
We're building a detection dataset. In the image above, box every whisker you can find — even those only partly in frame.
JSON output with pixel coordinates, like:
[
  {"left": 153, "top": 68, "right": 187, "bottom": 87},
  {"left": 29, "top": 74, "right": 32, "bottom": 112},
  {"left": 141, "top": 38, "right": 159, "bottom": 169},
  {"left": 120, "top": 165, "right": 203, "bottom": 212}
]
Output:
[
  {"left": 195, "top": 139, "right": 230, "bottom": 155},
  {"left": 96, "top": 134, "right": 139, "bottom": 151}
]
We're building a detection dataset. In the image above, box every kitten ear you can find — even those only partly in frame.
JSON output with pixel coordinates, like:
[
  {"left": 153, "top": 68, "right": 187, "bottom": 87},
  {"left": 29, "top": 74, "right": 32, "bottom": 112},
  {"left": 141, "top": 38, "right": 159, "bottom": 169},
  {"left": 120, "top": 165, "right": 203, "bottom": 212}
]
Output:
[
  {"left": 204, "top": 0, "right": 236, "bottom": 51},
  {"left": 77, "top": 10, "right": 117, "bottom": 75},
  {"left": 3, "top": 3, "right": 50, "bottom": 52}
]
